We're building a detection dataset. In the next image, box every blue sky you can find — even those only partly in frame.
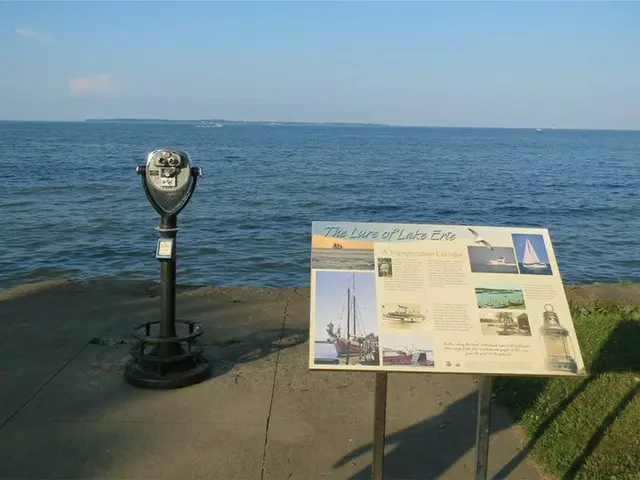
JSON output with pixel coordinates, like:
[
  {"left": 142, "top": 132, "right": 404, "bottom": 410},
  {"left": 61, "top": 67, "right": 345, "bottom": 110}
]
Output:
[{"left": 1, "top": 1, "right": 638, "bottom": 129}]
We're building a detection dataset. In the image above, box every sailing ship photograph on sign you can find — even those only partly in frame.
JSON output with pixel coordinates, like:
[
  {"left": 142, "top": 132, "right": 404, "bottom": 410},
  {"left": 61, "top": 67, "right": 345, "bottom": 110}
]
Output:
[
  {"left": 512, "top": 233, "right": 553, "bottom": 275},
  {"left": 312, "top": 271, "right": 380, "bottom": 367}
]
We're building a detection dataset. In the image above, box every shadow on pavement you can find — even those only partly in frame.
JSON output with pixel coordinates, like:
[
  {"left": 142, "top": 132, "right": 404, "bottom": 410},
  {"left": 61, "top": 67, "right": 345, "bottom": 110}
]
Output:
[
  {"left": 334, "top": 390, "right": 517, "bottom": 480},
  {"left": 0, "top": 279, "right": 306, "bottom": 479}
]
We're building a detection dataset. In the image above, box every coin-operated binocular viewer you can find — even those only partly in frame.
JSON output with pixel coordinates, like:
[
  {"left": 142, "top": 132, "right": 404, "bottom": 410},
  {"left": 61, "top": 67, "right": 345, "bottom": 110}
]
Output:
[{"left": 124, "top": 149, "right": 211, "bottom": 389}]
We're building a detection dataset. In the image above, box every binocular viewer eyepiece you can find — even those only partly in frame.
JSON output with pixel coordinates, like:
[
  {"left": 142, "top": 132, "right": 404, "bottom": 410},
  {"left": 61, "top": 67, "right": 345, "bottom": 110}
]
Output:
[
  {"left": 136, "top": 149, "right": 202, "bottom": 217},
  {"left": 153, "top": 152, "right": 183, "bottom": 168}
]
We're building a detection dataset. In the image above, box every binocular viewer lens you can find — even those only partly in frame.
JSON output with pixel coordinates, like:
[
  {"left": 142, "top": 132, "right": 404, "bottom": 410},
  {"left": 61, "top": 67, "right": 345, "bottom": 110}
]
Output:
[{"left": 155, "top": 154, "right": 182, "bottom": 167}]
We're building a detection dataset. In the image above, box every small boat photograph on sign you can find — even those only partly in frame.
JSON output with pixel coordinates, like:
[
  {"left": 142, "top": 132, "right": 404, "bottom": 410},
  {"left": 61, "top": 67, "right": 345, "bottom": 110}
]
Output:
[
  {"left": 468, "top": 245, "right": 519, "bottom": 274},
  {"left": 381, "top": 332, "right": 435, "bottom": 368}
]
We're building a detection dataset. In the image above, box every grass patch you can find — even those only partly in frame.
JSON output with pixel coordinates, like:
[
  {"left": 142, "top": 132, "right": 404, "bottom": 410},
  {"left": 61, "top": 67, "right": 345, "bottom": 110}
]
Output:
[{"left": 493, "top": 300, "right": 640, "bottom": 480}]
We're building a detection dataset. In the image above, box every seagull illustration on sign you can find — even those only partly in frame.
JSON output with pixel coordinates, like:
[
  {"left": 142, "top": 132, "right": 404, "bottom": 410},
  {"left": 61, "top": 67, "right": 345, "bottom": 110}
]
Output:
[{"left": 468, "top": 228, "right": 494, "bottom": 250}]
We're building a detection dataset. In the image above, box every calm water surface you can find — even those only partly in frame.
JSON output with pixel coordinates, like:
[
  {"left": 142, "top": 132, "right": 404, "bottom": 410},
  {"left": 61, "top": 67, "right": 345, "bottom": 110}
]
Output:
[{"left": 1, "top": 121, "right": 639, "bottom": 288}]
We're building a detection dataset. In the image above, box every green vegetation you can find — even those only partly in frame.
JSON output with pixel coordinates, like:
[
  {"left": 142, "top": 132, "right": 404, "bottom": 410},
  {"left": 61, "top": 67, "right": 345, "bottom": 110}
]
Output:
[{"left": 494, "top": 300, "right": 640, "bottom": 479}]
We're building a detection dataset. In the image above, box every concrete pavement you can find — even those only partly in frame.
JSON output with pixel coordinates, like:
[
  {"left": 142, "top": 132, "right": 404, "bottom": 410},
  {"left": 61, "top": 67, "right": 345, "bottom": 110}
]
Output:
[{"left": 0, "top": 279, "right": 544, "bottom": 479}]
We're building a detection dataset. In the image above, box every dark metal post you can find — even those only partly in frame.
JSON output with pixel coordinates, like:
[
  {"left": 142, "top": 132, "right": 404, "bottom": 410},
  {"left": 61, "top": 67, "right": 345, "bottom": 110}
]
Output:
[
  {"left": 346, "top": 287, "right": 351, "bottom": 365},
  {"left": 474, "top": 376, "right": 493, "bottom": 480},
  {"left": 123, "top": 210, "right": 211, "bottom": 388},
  {"left": 159, "top": 215, "right": 178, "bottom": 339},
  {"left": 372, "top": 372, "right": 388, "bottom": 480}
]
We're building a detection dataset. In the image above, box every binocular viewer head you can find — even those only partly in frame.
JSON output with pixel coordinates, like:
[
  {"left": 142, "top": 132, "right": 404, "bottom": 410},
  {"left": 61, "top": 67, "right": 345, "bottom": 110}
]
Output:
[{"left": 137, "top": 149, "right": 202, "bottom": 217}]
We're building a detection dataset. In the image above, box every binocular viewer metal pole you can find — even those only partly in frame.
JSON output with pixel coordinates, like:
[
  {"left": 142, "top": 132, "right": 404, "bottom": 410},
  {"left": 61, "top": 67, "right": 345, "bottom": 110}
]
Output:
[{"left": 124, "top": 149, "right": 211, "bottom": 389}]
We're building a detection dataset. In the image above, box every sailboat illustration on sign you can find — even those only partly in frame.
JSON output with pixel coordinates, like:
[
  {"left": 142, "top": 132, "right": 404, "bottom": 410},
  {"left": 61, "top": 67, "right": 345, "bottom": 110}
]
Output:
[{"left": 521, "top": 238, "right": 548, "bottom": 270}]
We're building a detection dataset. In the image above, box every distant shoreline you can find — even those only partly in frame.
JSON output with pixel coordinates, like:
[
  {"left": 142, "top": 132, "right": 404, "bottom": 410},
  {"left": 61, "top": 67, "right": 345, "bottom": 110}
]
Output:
[
  {"left": 0, "top": 119, "right": 637, "bottom": 131},
  {"left": 83, "top": 118, "right": 392, "bottom": 127}
]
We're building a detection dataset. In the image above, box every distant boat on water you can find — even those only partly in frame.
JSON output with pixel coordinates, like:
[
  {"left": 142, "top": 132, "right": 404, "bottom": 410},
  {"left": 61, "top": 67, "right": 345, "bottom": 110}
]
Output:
[{"left": 196, "top": 121, "right": 223, "bottom": 128}]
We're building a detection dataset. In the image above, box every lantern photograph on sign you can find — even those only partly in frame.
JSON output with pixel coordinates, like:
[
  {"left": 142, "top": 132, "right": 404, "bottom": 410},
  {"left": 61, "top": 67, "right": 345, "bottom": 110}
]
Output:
[{"left": 539, "top": 303, "right": 578, "bottom": 373}]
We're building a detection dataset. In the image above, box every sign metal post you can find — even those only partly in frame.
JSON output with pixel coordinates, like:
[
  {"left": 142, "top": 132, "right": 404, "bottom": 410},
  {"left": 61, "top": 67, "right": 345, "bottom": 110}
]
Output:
[{"left": 371, "top": 372, "right": 388, "bottom": 480}]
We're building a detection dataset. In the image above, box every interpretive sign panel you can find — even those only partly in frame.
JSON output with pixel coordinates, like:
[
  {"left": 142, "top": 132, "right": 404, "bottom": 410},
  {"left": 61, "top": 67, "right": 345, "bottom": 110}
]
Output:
[{"left": 309, "top": 221, "right": 586, "bottom": 377}]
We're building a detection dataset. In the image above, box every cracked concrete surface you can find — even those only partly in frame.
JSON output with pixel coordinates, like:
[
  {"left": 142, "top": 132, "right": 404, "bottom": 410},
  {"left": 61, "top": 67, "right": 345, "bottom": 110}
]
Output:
[
  {"left": 260, "top": 299, "right": 289, "bottom": 480},
  {"left": 0, "top": 279, "right": 547, "bottom": 479}
]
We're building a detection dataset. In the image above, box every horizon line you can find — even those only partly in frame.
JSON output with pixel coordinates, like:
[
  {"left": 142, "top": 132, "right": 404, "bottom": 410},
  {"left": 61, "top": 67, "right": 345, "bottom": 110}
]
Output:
[{"left": 0, "top": 118, "right": 638, "bottom": 132}]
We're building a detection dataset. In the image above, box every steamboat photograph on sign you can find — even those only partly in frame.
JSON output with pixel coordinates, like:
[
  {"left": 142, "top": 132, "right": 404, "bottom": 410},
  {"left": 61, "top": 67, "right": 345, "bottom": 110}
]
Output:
[
  {"left": 380, "top": 303, "right": 429, "bottom": 332},
  {"left": 308, "top": 221, "right": 586, "bottom": 377}
]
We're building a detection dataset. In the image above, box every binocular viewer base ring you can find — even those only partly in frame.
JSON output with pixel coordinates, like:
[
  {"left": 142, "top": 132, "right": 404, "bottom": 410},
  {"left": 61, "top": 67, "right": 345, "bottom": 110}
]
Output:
[
  {"left": 124, "top": 358, "right": 211, "bottom": 390},
  {"left": 124, "top": 319, "right": 212, "bottom": 389}
]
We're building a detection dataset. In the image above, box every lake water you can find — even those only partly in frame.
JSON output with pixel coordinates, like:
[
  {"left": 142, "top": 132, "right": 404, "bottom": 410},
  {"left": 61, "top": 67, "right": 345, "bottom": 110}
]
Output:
[{"left": 1, "top": 121, "right": 639, "bottom": 289}]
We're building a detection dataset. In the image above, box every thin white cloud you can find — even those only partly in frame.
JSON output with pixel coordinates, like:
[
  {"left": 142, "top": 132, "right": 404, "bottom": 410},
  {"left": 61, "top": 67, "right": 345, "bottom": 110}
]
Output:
[
  {"left": 68, "top": 74, "right": 115, "bottom": 94},
  {"left": 14, "top": 27, "right": 50, "bottom": 42}
]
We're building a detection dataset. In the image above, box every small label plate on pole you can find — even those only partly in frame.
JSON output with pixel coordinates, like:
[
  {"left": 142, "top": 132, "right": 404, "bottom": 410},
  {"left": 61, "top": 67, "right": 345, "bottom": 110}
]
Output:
[{"left": 156, "top": 238, "right": 175, "bottom": 260}]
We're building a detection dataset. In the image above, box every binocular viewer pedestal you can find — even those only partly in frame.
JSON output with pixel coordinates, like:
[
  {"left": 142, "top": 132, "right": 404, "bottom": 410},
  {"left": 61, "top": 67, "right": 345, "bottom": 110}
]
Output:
[{"left": 124, "top": 149, "right": 211, "bottom": 389}]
